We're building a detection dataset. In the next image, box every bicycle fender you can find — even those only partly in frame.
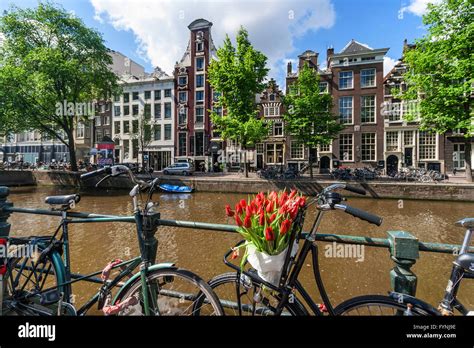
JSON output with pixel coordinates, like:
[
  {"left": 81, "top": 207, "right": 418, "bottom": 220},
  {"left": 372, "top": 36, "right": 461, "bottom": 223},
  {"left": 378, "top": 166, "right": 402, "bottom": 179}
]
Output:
[
  {"left": 388, "top": 292, "right": 440, "bottom": 315},
  {"left": 113, "top": 262, "right": 175, "bottom": 303}
]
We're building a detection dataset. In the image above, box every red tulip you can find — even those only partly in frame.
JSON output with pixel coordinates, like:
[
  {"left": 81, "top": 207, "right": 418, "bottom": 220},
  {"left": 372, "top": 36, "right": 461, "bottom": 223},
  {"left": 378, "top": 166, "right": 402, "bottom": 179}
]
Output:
[
  {"left": 289, "top": 205, "right": 299, "bottom": 220},
  {"left": 225, "top": 204, "right": 235, "bottom": 217},
  {"left": 278, "top": 192, "right": 288, "bottom": 207},
  {"left": 289, "top": 189, "right": 297, "bottom": 199},
  {"left": 265, "top": 226, "right": 274, "bottom": 241},
  {"left": 266, "top": 201, "right": 274, "bottom": 213},
  {"left": 240, "top": 199, "right": 247, "bottom": 208},
  {"left": 244, "top": 215, "right": 252, "bottom": 228},
  {"left": 280, "top": 219, "right": 291, "bottom": 235},
  {"left": 259, "top": 213, "right": 265, "bottom": 226},
  {"left": 245, "top": 205, "right": 252, "bottom": 217},
  {"left": 231, "top": 249, "right": 239, "bottom": 260},
  {"left": 268, "top": 213, "right": 276, "bottom": 224},
  {"left": 235, "top": 203, "right": 243, "bottom": 215},
  {"left": 269, "top": 191, "right": 278, "bottom": 201},
  {"left": 278, "top": 205, "right": 288, "bottom": 215},
  {"left": 298, "top": 196, "right": 306, "bottom": 207},
  {"left": 235, "top": 215, "right": 243, "bottom": 227}
]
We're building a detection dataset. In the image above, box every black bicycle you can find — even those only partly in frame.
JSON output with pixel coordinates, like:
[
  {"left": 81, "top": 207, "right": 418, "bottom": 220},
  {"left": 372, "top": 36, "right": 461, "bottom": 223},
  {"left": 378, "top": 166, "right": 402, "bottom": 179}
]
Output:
[
  {"left": 335, "top": 217, "right": 473, "bottom": 316},
  {"left": 194, "top": 183, "right": 383, "bottom": 316}
]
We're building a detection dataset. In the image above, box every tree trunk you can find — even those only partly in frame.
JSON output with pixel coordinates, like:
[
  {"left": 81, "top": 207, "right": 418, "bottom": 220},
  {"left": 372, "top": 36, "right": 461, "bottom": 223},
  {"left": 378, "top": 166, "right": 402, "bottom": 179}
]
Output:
[
  {"left": 67, "top": 132, "right": 78, "bottom": 172},
  {"left": 243, "top": 149, "right": 248, "bottom": 178},
  {"left": 309, "top": 158, "right": 313, "bottom": 179},
  {"left": 465, "top": 140, "right": 472, "bottom": 183}
]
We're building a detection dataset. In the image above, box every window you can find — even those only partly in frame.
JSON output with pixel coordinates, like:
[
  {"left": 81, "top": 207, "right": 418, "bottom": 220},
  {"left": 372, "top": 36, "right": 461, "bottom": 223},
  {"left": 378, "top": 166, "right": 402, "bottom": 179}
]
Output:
[
  {"left": 291, "top": 141, "right": 304, "bottom": 159},
  {"left": 256, "top": 143, "right": 264, "bottom": 153},
  {"left": 154, "top": 125, "right": 161, "bottom": 141},
  {"left": 114, "top": 121, "right": 120, "bottom": 134},
  {"left": 195, "top": 107, "right": 204, "bottom": 123},
  {"left": 196, "top": 91, "right": 204, "bottom": 103},
  {"left": 361, "top": 56, "right": 375, "bottom": 61},
  {"left": 178, "top": 107, "right": 187, "bottom": 124},
  {"left": 144, "top": 91, "right": 151, "bottom": 100},
  {"left": 388, "top": 102, "right": 401, "bottom": 122},
  {"left": 76, "top": 122, "right": 84, "bottom": 138},
  {"left": 154, "top": 103, "right": 161, "bottom": 119},
  {"left": 178, "top": 133, "right": 187, "bottom": 156},
  {"left": 114, "top": 105, "right": 121, "bottom": 117},
  {"left": 104, "top": 116, "right": 110, "bottom": 125},
  {"left": 154, "top": 90, "right": 161, "bottom": 100},
  {"left": 339, "top": 134, "right": 353, "bottom": 161},
  {"left": 361, "top": 68, "right": 376, "bottom": 88},
  {"left": 95, "top": 116, "right": 102, "bottom": 126},
  {"left": 339, "top": 71, "right": 353, "bottom": 89},
  {"left": 132, "top": 120, "right": 139, "bottom": 133},
  {"left": 319, "top": 82, "right": 329, "bottom": 93},
  {"left": 213, "top": 106, "right": 222, "bottom": 116},
  {"left": 453, "top": 144, "right": 465, "bottom": 169},
  {"left": 95, "top": 130, "right": 102, "bottom": 143},
  {"left": 361, "top": 95, "right": 376, "bottom": 123},
  {"left": 339, "top": 96, "right": 353, "bottom": 124},
  {"left": 266, "top": 143, "right": 284, "bottom": 164},
  {"left": 419, "top": 131, "right": 436, "bottom": 160},
  {"left": 213, "top": 91, "right": 221, "bottom": 102},
  {"left": 123, "top": 105, "right": 130, "bottom": 116},
  {"left": 196, "top": 57, "right": 204, "bottom": 71},
  {"left": 164, "top": 103, "right": 172, "bottom": 119},
  {"left": 273, "top": 122, "right": 283, "bottom": 136},
  {"left": 404, "top": 131, "right": 414, "bottom": 146},
  {"left": 144, "top": 104, "right": 151, "bottom": 118},
  {"left": 269, "top": 94, "right": 275, "bottom": 101},
  {"left": 196, "top": 74, "right": 205, "bottom": 88},
  {"left": 264, "top": 106, "right": 280, "bottom": 117},
  {"left": 178, "top": 91, "right": 187, "bottom": 103},
  {"left": 164, "top": 89, "right": 171, "bottom": 98},
  {"left": 361, "top": 133, "right": 376, "bottom": 161},
  {"left": 195, "top": 132, "right": 204, "bottom": 156},
  {"left": 178, "top": 76, "right": 187, "bottom": 86},
  {"left": 114, "top": 95, "right": 120, "bottom": 102},
  {"left": 132, "top": 139, "right": 138, "bottom": 158},
  {"left": 196, "top": 41, "right": 204, "bottom": 52},
  {"left": 320, "top": 144, "right": 331, "bottom": 152},
  {"left": 123, "top": 93, "right": 129, "bottom": 103},
  {"left": 132, "top": 104, "right": 139, "bottom": 116},
  {"left": 132, "top": 92, "right": 139, "bottom": 100},
  {"left": 386, "top": 131, "right": 399, "bottom": 151},
  {"left": 123, "top": 121, "right": 130, "bottom": 133},
  {"left": 164, "top": 124, "right": 172, "bottom": 140}
]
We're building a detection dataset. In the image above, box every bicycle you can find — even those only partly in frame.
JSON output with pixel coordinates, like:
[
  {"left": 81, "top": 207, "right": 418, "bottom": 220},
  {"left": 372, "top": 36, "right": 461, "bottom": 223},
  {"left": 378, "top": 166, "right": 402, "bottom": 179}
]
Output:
[
  {"left": 334, "top": 217, "right": 474, "bottom": 316},
  {"left": 0, "top": 164, "right": 224, "bottom": 316},
  {"left": 194, "top": 183, "right": 383, "bottom": 316}
]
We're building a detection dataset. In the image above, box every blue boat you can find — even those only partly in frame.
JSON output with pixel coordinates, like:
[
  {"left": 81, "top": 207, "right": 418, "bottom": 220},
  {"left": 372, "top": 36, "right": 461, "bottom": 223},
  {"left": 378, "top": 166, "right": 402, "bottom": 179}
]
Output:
[{"left": 159, "top": 184, "right": 193, "bottom": 193}]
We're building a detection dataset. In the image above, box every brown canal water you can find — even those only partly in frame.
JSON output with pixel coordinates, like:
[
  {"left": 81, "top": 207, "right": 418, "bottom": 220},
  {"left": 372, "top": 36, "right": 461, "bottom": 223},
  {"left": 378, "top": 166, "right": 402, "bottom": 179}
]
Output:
[{"left": 6, "top": 186, "right": 474, "bottom": 314}]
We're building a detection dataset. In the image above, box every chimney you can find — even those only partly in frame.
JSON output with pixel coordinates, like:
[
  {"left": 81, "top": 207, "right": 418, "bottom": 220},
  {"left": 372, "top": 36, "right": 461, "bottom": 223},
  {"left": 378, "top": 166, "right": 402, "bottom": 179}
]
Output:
[
  {"left": 287, "top": 61, "right": 292, "bottom": 75},
  {"left": 298, "top": 50, "right": 318, "bottom": 70},
  {"left": 326, "top": 46, "right": 334, "bottom": 69}
]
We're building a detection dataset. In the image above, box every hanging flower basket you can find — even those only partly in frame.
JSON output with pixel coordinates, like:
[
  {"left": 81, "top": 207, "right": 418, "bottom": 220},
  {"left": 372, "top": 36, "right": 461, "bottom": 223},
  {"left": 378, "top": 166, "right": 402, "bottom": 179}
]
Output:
[{"left": 225, "top": 190, "right": 306, "bottom": 286}]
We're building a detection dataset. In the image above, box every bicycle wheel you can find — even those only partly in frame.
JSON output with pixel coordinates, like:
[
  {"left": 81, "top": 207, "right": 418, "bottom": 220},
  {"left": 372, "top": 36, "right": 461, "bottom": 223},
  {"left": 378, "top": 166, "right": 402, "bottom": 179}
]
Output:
[
  {"left": 2, "top": 244, "right": 65, "bottom": 315},
  {"left": 114, "top": 268, "right": 224, "bottom": 316},
  {"left": 194, "top": 272, "right": 308, "bottom": 316},
  {"left": 334, "top": 295, "right": 429, "bottom": 316}
]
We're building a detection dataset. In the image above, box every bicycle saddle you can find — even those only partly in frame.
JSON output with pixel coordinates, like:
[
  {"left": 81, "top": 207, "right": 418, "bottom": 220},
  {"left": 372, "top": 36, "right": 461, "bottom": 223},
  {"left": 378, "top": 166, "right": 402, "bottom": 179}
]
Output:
[
  {"left": 455, "top": 218, "right": 474, "bottom": 229},
  {"left": 45, "top": 194, "right": 80, "bottom": 207}
]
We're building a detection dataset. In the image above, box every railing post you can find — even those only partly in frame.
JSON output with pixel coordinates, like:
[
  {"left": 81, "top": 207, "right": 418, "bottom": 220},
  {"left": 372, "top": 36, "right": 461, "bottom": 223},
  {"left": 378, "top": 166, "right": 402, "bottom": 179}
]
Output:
[
  {"left": 0, "top": 187, "right": 12, "bottom": 238},
  {"left": 387, "top": 231, "right": 419, "bottom": 296}
]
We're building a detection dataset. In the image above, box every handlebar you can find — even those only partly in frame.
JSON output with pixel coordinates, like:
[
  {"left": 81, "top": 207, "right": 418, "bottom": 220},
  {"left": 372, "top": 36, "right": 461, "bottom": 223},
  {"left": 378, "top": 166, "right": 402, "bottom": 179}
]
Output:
[
  {"left": 80, "top": 166, "right": 111, "bottom": 180},
  {"left": 335, "top": 204, "right": 383, "bottom": 226},
  {"left": 80, "top": 165, "right": 152, "bottom": 189}
]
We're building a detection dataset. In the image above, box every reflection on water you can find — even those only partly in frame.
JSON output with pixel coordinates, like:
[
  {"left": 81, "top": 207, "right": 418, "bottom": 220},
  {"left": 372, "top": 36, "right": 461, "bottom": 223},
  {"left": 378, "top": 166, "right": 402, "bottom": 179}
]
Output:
[{"left": 6, "top": 186, "right": 474, "bottom": 312}]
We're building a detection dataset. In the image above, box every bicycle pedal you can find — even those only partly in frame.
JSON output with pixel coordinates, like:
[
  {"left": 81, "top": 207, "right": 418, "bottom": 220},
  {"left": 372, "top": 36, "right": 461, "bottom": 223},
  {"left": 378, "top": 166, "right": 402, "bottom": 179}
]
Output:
[{"left": 40, "top": 289, "right": 61, "bottom": 305}]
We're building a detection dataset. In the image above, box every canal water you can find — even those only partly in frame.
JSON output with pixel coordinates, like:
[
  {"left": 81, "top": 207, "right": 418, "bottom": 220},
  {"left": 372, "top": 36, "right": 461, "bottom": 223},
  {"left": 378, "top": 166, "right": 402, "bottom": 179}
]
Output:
[{"left": 6, "top": 187, "right": 474, "bottom": 313}]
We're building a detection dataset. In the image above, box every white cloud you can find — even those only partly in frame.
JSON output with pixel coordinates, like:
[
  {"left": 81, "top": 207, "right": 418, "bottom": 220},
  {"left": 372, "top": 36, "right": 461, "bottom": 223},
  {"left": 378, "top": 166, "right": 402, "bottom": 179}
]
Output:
[
  {"left": 89, "top": 0, "right": 336, "bottom": 80},
  {"left": 384, "top": 56, "right": 399, "bottom": 76},
  {"left": 399, "top": 0, "right": 442, "bottom": 17}
]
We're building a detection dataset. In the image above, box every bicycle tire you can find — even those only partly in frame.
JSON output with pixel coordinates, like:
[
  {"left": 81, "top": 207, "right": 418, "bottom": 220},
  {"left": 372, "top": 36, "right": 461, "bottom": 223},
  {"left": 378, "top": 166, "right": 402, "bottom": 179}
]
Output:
[
  {"left": 194, "top": 272, "right": 309, "bottom": 316},
  {"left": 2, "top": 247, "right": 65, "bottom": 315},
  {"left": 114, "top": 268, "right": 224, "bottom": 316},
  {"left": 334, "top": 295, "right": 430, "bottom": 316}
]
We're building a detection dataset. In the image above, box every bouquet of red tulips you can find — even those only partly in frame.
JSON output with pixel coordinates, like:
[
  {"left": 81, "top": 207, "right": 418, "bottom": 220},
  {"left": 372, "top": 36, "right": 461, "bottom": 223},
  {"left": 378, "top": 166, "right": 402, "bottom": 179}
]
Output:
[{"left": 225, "top": 190, "right": 306, "bottom": 285}]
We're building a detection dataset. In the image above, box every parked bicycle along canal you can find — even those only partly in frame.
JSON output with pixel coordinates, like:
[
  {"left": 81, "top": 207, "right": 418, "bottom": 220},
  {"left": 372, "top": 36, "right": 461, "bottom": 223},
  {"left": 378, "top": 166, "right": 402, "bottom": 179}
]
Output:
[{"left": 7, "top": 186, "right": 474, "bottom": 313}]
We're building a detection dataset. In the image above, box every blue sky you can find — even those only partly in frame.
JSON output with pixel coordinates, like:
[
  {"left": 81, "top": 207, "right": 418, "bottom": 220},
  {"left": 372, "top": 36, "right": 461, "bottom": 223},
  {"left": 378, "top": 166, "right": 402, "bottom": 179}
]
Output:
[{"left": 1, "top": 0, "right": 438, "bottom": 87}]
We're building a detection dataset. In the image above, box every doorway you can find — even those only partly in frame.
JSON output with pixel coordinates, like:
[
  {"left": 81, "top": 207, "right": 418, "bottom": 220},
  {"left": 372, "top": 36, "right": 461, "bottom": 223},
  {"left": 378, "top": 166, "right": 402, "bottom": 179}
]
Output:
[
  {"left": 404, "top": 148, "right": 413, "bottom": 167},
  {"left": 320, "top": 156, "right": 330, "bottom": 174},
  {"left": 387, "top": 155, "right": 399, "bottom": 176}
]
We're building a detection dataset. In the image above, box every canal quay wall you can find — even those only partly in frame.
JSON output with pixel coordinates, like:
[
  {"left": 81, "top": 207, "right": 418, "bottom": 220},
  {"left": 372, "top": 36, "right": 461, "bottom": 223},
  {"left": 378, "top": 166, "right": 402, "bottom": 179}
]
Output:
[{"left": 1, "top": 170, "right": 474, "bottom": 201}]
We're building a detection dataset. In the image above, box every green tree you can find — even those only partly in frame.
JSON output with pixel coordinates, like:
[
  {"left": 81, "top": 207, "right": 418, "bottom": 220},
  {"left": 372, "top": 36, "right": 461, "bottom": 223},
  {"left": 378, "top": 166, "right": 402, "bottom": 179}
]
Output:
[
  {"left": 401, "top": 0, "right": 473, "bottom": 182},
  {"left": 283, "top": 63, "right": 342, "bottom": 178},
  {"left": 0, "top": 3, "right": 119, "bottom": 171},
  {"left": 208, "top": 27, "right": 269, "bottom": 177}
]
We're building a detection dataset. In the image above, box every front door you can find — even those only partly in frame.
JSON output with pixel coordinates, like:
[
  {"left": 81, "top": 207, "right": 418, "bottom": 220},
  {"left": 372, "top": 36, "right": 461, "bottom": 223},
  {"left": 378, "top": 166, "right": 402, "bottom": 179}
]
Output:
[
  {"left": 320, "top": 156, "right": 330, "bottom": 174},
  {"left": 404, "top": 148, "right": 413, "bottom": 167},
  {"left": 387, "top": 155, "right": 399, "bottom": 176}
]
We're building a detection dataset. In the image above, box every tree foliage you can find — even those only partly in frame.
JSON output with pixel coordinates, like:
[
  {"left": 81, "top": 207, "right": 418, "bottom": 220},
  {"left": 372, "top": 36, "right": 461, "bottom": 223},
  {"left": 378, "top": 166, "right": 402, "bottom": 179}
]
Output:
[
  {"left": 401, "top": 0, "right": 473, "bottom": 180},
  {"left": 0, "top": 2, "right": 119, "bottom": 171}
]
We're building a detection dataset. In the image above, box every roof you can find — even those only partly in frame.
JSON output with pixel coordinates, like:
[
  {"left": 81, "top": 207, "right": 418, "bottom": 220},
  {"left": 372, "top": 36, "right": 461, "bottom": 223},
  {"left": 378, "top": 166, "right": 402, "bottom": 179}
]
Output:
[
  {"left": 188, "top": 18, "right": 213, "bottom": 30},
  {"left": 340, "top": 39, "right": 373, "bottom": 54}
]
